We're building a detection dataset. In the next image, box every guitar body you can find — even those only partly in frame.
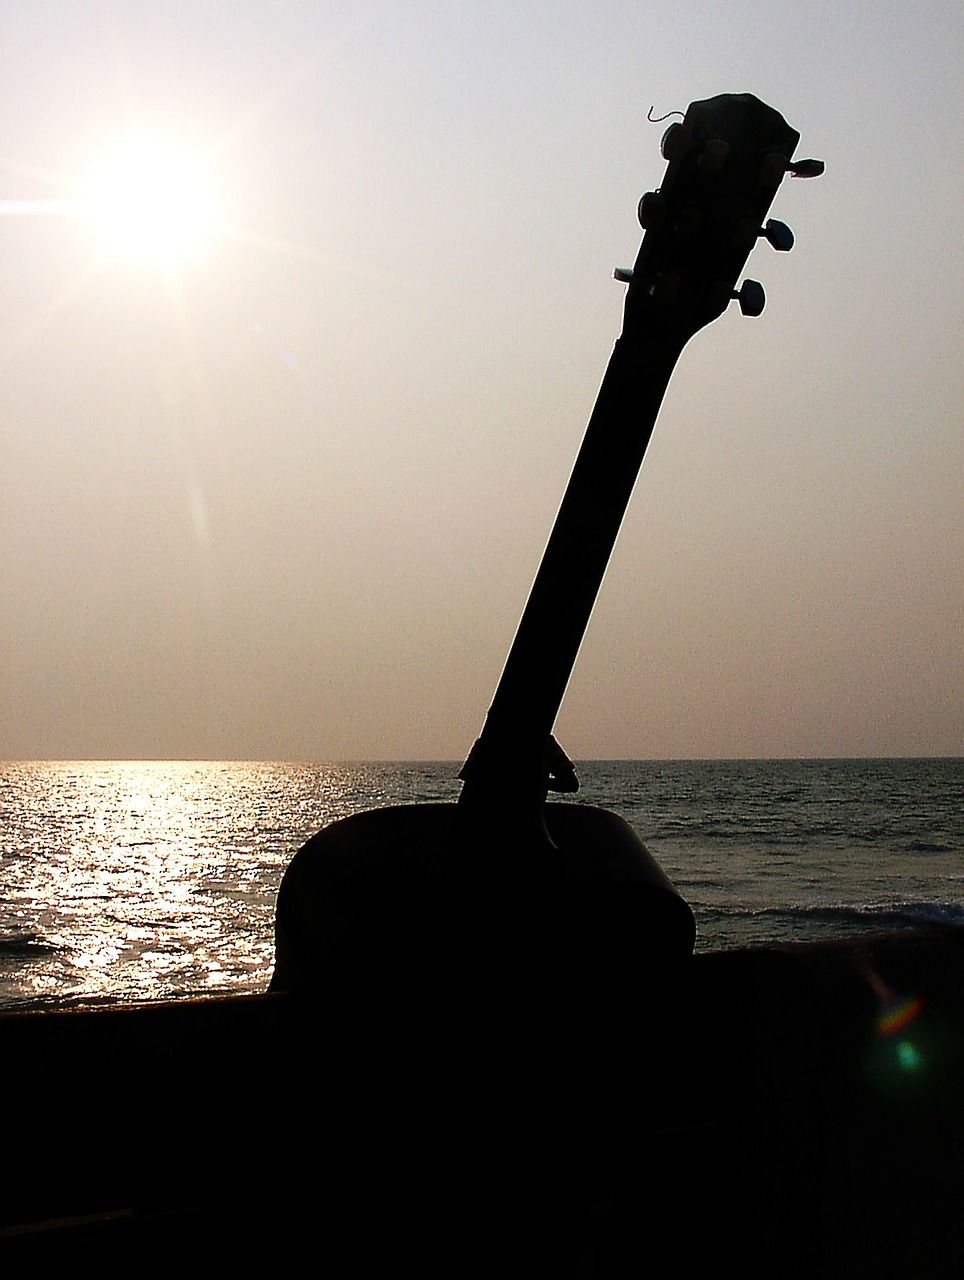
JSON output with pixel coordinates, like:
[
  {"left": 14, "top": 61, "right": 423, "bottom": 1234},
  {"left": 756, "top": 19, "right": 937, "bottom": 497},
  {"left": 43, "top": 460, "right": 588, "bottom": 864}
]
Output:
[
  {"left": 271, "top": 800, "right": 696, "bottom": 1277},
  {"left": 271, "top": 800, "right": 695, "bottom": 997}
]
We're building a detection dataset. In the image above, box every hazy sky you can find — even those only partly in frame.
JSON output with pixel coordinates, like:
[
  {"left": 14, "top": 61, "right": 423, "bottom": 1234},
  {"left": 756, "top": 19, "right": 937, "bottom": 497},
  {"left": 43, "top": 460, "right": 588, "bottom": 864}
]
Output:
[{"left": 1, "top": 1, "right": 961, "bottom": 761}]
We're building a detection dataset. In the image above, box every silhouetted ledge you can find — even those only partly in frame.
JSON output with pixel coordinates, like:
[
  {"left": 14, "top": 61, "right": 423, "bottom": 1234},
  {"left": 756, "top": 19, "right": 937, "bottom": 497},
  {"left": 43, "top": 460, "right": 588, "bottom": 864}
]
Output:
[{"left": 3, "top": 929, "right": 963, "bottom": 1275}]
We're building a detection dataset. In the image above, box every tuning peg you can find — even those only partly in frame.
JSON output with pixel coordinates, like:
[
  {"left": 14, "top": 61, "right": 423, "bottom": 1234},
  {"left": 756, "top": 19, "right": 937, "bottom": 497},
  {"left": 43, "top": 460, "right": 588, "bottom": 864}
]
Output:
[
  {"left": 759, "top": 218, "right": 794, "bottom": 252},
  {"left": 613, "top": 267, "right": 634, "bottom": 283},
  {"left": 637, "top": 190, "right": 665, "bottom": 230},
  {"left": 788, "top": 158, "right": 825, "bottom": 178},
  {"left": 732, "top": 279, "right": 765, "bottom": 316},
  {"left": 760, "top": 154, "right": 825, "bottom": 185},
  {"left": 660, "top": 123, "right": 693, "bottom": 162}
]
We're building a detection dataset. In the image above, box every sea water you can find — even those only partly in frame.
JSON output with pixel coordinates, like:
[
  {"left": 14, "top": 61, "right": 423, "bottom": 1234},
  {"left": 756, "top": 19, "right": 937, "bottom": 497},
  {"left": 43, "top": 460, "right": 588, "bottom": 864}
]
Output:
[{"left": 1, "top": 758, "right": 961, "bottom": 1009}]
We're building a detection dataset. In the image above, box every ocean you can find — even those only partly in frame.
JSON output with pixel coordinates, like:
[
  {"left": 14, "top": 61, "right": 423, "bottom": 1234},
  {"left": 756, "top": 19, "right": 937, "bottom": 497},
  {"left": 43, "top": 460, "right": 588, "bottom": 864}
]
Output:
[{"left": 1, "top": 758, "right": 962, "bottom": 1010}]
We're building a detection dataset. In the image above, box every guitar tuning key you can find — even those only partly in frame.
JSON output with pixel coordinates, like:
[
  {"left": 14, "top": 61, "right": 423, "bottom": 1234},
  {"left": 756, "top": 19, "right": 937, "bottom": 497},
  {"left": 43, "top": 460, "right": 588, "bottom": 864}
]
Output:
[
  {"left": 660, "top": 122, "right": 693, "bottom": 162},
  {"left": 760, "top": 153, "right": 825, "bottom": 185},
  {"left": 789, "top": 158, "right": 825, "bottom": 178},
  {"left": 759, "top": 218, "right": 794, "bottom": 251},
  {"left": 637, "top": 190, "right": 665, "bottom": 230},
  {"left": 732, "top": 279, "right": 766, "bottom": 316},
  {"left": 613, "top": 266, "right": 634, "bottom": 283}
]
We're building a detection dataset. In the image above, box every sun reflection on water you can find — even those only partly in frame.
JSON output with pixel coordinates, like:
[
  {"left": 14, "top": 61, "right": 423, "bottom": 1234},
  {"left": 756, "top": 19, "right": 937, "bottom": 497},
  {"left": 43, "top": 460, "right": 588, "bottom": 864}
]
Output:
[{"left": 0, "top": 761, "right": 370, "bottom": 1007}]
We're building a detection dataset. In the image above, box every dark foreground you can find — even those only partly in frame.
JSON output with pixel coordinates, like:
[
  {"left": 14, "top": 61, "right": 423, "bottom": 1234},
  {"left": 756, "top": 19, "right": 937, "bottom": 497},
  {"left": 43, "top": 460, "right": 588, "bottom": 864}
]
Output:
[{"left": 2, "top": 928, "right": 963, "bottom": 1277}]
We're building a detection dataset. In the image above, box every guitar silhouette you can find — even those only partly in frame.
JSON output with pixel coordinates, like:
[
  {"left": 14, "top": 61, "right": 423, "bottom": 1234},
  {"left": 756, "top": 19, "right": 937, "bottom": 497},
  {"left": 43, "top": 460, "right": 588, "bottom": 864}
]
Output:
[
  {"left": 268, "top": 91, "right": 820, "bottom": 1277},
  {"left": 271, "top": 94, "right": 821, "bottom": 1003}
]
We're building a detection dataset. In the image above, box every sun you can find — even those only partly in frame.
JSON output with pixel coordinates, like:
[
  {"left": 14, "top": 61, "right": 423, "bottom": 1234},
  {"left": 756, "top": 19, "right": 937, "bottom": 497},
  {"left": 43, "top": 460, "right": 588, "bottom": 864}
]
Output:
[{"left": 84, "top": 133, "right": 223, "bottom": 268}]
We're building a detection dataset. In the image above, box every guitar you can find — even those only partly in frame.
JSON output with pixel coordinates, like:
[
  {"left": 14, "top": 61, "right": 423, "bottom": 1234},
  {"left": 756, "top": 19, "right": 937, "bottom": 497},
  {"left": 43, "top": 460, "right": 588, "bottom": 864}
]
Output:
[{"left": 270, "top": 93, "right": 821, "bottom": 1000}]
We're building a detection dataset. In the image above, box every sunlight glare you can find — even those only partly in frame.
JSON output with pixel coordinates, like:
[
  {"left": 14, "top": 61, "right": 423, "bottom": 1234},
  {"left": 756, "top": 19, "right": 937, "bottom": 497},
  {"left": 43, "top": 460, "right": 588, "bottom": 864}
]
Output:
[{"left": 85, "top": 134, "right": 223, "bottom": 267}]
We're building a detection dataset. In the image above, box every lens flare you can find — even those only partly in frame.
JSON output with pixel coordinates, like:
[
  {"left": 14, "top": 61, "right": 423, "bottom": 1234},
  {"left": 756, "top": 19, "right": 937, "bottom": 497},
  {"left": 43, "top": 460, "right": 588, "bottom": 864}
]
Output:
[
  {"left": 876, "top": 993, "right": 925, "bottom": 1037},
  {"left": 895, "top": 1039, "right": 922, "bottom": 1072},
  {"left": 861, "top": 957, "right": 929, "bottom": 1089}
]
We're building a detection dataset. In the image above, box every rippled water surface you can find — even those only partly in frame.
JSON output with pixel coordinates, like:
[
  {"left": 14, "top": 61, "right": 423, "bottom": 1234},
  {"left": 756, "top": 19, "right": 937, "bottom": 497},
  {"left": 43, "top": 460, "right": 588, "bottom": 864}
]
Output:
[
  {"left": 0, "top": 761, "right": 411, "bottom": 1007},
  {"left": 1, "top": 759, "right": 962, "bottom": 1008}
]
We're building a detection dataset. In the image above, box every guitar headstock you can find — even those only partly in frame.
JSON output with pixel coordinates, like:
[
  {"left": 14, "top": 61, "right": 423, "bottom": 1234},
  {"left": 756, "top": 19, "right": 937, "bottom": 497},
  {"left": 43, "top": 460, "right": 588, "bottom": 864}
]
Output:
[{"left": 615, "top": 93, "right": 822, "bottom": 345}]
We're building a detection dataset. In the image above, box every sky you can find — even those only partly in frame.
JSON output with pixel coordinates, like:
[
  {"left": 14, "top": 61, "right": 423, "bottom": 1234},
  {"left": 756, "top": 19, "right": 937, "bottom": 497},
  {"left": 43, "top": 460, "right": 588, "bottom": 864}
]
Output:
[{"left": 1, "top": 1, "right": 961, "bottom": 761}]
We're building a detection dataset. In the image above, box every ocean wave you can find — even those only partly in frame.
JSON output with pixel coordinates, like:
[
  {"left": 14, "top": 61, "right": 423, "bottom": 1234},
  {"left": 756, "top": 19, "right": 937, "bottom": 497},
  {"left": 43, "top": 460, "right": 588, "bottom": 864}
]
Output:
[
  {"left": 805, "top": 901, "right": 964, "bottom": 930},
  {"left": 708, "top": 900, "right": 964, "bottom": 931}
]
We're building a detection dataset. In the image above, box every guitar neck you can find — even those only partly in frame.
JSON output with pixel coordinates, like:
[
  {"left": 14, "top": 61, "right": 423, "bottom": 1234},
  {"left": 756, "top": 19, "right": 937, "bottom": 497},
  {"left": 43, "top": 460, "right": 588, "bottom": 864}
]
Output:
[
  {"left": 456, "top": 92, "right": 815, "bottom": 811},
  {"left": 459, "top": 331, "right": 683, "bottom": 802}
]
